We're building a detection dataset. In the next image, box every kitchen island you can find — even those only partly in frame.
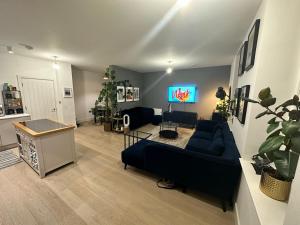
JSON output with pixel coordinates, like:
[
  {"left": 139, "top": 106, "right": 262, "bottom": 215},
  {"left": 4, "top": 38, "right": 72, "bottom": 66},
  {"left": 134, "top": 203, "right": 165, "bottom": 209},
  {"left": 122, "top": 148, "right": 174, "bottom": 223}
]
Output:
[{"left": 14, "top": 119, "right": 76, "bottom": 178}]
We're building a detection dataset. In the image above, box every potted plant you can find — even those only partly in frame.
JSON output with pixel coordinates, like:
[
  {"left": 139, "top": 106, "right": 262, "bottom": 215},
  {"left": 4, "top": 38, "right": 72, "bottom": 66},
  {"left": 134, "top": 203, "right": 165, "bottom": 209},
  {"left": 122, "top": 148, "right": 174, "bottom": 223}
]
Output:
[
  {"left": 245, "top": 87, "right": 300, "bottom": 201},
  {"left": 98, "top": 67, "right": 130, "bottom": 132},
  {"left": 215, "top": 87, "right": 231, "bottom": 120}
]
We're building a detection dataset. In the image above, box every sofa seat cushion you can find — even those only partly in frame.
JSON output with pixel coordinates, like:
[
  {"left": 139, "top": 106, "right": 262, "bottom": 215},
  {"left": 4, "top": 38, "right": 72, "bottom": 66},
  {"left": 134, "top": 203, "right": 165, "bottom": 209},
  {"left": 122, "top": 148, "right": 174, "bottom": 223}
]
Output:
[
  {"left": 193, "top": 131, "right": 213, "bottom": 140},
  {"left": 121, "top": 140, "right": 150, "bottom": 169},
  {"left": 186, "top": 137, "right": 224, "bottom": 156}
]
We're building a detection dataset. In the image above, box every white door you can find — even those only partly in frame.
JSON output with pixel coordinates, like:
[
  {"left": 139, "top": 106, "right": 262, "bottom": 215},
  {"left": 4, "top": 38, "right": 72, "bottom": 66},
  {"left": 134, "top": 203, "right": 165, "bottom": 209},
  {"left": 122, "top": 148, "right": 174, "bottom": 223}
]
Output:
[{"left": 21, "top": 78, "right": 58, "bottom": 120}]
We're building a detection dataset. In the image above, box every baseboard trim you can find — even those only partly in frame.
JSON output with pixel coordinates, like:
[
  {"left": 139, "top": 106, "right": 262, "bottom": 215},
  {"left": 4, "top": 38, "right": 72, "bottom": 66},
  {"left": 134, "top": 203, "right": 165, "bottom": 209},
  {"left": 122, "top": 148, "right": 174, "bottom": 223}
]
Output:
[{"left": 234, "top": 202, "right": 240, "bottom": 225}]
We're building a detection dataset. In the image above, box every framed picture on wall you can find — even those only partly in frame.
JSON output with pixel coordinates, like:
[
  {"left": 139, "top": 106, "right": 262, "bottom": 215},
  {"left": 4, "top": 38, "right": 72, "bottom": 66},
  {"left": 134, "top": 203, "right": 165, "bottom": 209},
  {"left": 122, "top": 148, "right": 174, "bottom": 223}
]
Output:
[
  {"left": 133, "top": 87, "right": 140, "bottom": 101},
  {"left": 238, "top": 41, "right": 248, "bottom": 76},
  {"left": 245, "top": 19, "right": 260, "bottom": 71},
  {"left": 64, "top": 88, "right": 73, "bottom": 98},
  {"left": 125, "top": 87, "right": 134, "bottom": 102},
  {"left": 234, "top": 88, "right": 241, "bottom": 117},
  {"left": 238, "top": 85, "right": 250, "bottom": 124},
  {"left": 117, "top": 86, "right": 125, "bottom": 103}
]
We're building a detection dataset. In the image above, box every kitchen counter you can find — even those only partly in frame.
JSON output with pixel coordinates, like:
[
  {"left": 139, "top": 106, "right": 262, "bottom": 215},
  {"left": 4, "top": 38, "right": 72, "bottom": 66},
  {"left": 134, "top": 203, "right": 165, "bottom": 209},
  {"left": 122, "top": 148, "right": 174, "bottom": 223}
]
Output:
[
  {"left": 14, "top": 119, "right": 76, "bottom": 178},
  {"left": 0, "top": 113, "right": 30, "bottom": 120},
  {"left": 14, "top": 119, "right": 75, "bottom": 137},
  {"left": 0, "top": 113, "right": 31, "bottom": 151}
]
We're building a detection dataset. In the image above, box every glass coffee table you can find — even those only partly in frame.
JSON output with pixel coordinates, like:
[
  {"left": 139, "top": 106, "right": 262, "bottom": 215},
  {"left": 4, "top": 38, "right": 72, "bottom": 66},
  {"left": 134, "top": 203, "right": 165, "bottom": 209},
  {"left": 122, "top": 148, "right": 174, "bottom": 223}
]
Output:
[{"left": 159, "top": 121, "right": 179, "bottom": 139}]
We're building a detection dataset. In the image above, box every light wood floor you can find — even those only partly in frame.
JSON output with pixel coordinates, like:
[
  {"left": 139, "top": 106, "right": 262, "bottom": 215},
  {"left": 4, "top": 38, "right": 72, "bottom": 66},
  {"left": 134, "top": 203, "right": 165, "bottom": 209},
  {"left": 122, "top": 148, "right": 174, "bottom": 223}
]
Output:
[{"left": 0, "top": 124, "right": 234, "bottom": 225}]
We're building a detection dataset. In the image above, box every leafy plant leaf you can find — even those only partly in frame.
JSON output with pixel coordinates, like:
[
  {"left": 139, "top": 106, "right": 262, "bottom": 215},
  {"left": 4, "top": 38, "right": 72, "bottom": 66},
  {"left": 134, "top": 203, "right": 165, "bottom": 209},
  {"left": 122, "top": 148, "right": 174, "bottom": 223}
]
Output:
[
  {"left": 275, "top": 99, "right": 295, "bottom": 111},
  {"left": 259, "top": 136, "right": 285, "bottom": 154},
  {"left": 291, "top": 134, "right": 300, "bottom": 153},
  {"left": 289, "top": 110, "right": 300, "bottom": 120},
  {"left": 282, "top": 121, "right": 300, "bottom": 137},
  {"left": 267, "top": 129, "right": 282, "bottom": 140},
  {"left": 267, "top": 122, "right": 280, "bottom": 133},
  {"left": 268, "top": 117, "right": 277, "bottom": 124},
  {"left": 274, "top": 151, "right": 299, "bottom": 180},
  {"left": 244, "top": 98, "right": 259, "bottom": 104},
  {"left": 258, "top": 87, "right": 271, "bottom": 100},
  {"left": 256, "top": 110, "right": 270, "bottom": 119},
  {"left": 260, "top": 97, "right": 277, "bottom": 107}
]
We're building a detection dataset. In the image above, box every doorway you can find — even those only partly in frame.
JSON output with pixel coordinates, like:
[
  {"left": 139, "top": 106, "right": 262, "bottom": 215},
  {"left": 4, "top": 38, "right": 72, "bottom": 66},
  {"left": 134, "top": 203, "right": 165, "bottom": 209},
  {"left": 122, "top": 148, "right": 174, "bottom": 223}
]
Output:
[{"left": 21, "top": 78, "right": 58, "bottom": 121}]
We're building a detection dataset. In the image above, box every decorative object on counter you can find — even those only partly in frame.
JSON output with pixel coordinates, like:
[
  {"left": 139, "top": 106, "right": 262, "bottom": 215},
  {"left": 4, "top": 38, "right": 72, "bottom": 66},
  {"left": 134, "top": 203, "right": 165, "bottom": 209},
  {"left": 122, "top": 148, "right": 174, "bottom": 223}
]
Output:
[
  {"left": 63, "top": 87, "right": 73, "bottom": 98},
  {"left": 126, "top": 87, "right": 134, "bottom": 102},
  {"left": 133, "top": 87, "right": 140, "bottom": 101},
  {"left": 2, "top": 85, "right": 24, "bottom": 115},
  {"left": 245, "top": 19, "right": 260, "bottom": 71},
  {"left": 237, "top": 85, "right": 250, "bottom": 124},
  {"left": 245, "top": 87, "right": 300, "bottom": 201},
  {"left": 238, "top": 41, "right": 248, "bottom": 76},
  {"left": 98, "top": 66, "right": 131, "bottom": 132},
  {"left": 215, "top": 87, "right": 231, "bottom": 120}
]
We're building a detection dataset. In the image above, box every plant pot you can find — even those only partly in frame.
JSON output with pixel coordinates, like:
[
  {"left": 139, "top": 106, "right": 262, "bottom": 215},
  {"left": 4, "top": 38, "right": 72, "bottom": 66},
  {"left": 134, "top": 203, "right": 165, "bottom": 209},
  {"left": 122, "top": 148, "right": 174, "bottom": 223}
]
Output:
[
  {"left": 259, "top": 168, "right": 291, "bottom": 201},
  {"left": 103, "top": 121, "right": 112, "bottom": 132}
]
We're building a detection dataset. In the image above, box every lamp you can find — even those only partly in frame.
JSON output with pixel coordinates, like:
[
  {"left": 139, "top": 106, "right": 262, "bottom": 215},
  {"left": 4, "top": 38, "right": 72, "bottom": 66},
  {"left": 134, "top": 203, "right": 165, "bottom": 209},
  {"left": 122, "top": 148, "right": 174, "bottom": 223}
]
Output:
[
  {"left": 7, "top": 46, "right": 14, "bottom": 54},
  {"left": 215, "top": 87, "right": 227, "bottom": 100},
  {"left": 166, "top": 60, "right": 173, "bottom": 74},
  {"left": 52, "top": 56, "right": 60, "bottom": 69}
]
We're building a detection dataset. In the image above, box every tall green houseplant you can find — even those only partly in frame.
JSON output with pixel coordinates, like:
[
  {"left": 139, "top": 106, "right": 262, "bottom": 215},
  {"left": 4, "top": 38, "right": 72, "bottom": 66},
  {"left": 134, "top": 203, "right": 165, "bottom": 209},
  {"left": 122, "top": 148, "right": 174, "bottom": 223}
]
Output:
[
  {"left": 246, "top": 87, "right": 300, "bottom": 181},
  {"left": 98, "top": 67, "right": 130, "bottom": 130}
]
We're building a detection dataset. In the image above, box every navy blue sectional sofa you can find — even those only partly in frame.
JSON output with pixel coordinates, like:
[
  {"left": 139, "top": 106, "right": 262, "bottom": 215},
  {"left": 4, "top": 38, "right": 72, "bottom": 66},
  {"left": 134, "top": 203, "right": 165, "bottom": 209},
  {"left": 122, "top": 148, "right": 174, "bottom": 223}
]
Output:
[
  {"left": 121, "top": 120, "right": 241, "bottom": 211},
  {"left": 121, "top": 107, "right": 154, "bottom": 130}
]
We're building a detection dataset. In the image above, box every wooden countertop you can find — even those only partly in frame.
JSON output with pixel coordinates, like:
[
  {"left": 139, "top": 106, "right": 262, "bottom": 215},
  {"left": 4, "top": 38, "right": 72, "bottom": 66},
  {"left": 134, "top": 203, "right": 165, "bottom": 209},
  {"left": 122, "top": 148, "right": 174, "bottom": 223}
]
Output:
[{"left": 14, "top": 119, "right": 75, "bottom": 137}]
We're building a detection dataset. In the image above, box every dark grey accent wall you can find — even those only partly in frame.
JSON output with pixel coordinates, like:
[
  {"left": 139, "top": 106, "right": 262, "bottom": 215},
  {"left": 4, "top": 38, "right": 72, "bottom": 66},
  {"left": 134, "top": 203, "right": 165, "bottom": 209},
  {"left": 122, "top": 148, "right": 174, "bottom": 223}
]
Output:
[
  {"left": 141, "top": 66, "right": 231, "bottom": 119},
  {"left": 110, "top": 65, "right": 143, "bottom": 110}
]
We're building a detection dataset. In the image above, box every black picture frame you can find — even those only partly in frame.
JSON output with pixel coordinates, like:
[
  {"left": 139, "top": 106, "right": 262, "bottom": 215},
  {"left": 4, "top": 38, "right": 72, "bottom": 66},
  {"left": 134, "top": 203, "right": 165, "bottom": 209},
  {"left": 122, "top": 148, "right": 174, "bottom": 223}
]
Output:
[
  {"left": 238, "top": 41, "right": 248, "bottom": 76},
  {"left": 238, "top": 85, "right": 250, "bottom": 124},
  {"left": 245, "top": 19, "right": 260, "bottom": 71},
  {"left": 234, "top": 88, "right": 241, "bottom": 117}
]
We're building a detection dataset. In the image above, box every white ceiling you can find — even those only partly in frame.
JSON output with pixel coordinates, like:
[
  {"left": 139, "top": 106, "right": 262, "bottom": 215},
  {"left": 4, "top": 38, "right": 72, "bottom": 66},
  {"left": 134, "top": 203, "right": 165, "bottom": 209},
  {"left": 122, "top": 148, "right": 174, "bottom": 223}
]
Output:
[{"left": 0, "top": 0, "right": 262, "bottom": 73}]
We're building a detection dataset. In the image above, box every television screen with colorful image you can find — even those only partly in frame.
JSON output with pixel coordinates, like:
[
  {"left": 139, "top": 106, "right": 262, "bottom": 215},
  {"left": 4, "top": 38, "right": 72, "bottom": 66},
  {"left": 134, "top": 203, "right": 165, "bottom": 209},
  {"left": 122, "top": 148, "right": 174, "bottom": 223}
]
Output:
[{"left": 168, "top": 86, "right": 197, "bottom": 103}]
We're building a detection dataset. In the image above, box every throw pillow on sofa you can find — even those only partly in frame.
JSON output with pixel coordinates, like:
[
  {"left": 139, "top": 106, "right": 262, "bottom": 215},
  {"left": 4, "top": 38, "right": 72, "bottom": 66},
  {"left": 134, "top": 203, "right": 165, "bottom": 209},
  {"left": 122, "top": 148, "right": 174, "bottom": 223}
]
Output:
[{"left": 208, "top": 137, "right": 225, "bottom": 156}]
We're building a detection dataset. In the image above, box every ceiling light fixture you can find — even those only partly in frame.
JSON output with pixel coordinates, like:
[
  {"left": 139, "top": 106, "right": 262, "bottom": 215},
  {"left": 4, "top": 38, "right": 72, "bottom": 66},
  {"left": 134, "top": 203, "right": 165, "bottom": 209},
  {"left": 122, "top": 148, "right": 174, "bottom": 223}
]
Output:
[
  {"left": 179, "top": 0, "right": 191, "bottom": 7},
  {"left": 7, "top": 46, "right": 14, "bottom": 54},
  {"left": 166, "top": 60, "right": 173, "bottom": 74},
  {"left": 52, "top": 56, "right": 60, "bottom": 70}
]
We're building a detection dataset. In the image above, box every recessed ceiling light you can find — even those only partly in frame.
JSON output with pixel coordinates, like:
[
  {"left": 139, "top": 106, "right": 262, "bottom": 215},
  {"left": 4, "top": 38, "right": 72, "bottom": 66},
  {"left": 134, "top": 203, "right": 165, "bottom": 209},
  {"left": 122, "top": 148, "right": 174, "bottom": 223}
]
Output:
[
  {"left": 7, "top": 46, "right": 14, "bottom": 54},
  {"left": 166, "top": 67, "right": 173, "bottom": 74}
]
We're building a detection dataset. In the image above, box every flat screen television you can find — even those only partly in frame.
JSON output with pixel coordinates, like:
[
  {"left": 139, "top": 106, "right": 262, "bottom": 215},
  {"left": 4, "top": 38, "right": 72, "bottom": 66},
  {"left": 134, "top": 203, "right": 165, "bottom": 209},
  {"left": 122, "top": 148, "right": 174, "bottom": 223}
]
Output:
[{"left": 168, "top": 86, "right": 197, "bottom": 103}]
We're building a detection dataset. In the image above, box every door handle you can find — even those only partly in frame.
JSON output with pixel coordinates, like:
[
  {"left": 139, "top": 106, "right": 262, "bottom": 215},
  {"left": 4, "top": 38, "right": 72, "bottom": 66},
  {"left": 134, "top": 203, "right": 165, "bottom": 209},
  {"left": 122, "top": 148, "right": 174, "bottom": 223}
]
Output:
[{"left": 51, "top": 108, "right": 56, "bottom": 112}]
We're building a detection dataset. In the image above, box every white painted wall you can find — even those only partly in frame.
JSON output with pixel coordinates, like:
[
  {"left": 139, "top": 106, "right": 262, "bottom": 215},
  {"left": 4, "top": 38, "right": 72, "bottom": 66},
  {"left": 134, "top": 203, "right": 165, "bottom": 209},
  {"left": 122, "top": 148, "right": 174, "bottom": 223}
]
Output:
[
  {"left": 72, "top": 68, "right": 103, "bottom": 123},
  {"left": 230, "top": 0, "right": 300, "bottom": 225},
  {"left": 0, "top": 53, "right": 76, "bottom": 125}
]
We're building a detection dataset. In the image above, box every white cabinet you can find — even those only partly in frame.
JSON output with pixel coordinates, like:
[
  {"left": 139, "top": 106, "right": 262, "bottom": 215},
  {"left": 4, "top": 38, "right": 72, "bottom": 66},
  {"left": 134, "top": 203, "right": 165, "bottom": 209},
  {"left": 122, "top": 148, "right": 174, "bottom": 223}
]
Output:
[{"left": 0, "top": 114, "right": 31, "bottom": 150}]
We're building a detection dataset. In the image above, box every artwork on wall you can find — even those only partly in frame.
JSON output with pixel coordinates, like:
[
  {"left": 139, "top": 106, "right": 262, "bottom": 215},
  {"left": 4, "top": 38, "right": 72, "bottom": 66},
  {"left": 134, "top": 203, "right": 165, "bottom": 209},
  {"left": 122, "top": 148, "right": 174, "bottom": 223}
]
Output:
[
  {"left": 245, "top": 19, "right": 260, "bottom": 71},
  {"left": 117, "top": 86, "right": 125, "bottom": 103},
  {"left": 238, "top": 41, "right": 248, "bottom": 76},
  {"left": 125, "top": 87, "right": 134, "bottom": 102},
  {"left": 238, "top": 85, "right": 251, "bottom": 124},
  {"left": 63, "top": 88, "right": 73, "bottom": 98},
  {"left": 234, "top": 88, "right": 241, "bottom": 117},
  {"left": 133, "top": 87, "right": 140, "bottom": 101}
]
